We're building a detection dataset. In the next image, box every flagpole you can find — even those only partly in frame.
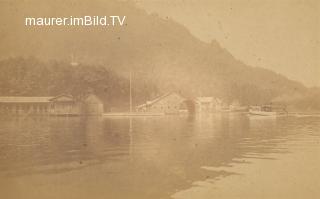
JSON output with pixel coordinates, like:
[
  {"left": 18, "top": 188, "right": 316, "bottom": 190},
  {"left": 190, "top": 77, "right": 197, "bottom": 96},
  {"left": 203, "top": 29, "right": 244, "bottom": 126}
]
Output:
[
  {"left": 129, "top": 71, "right": 133, "bottom": 134},
  {"left": 129, "top": 71, "right": 132, "bottom": 113}
]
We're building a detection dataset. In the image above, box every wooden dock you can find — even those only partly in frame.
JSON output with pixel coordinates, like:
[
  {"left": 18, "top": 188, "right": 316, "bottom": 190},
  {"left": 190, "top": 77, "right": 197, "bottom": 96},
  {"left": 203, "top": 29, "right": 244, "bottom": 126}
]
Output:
[{"left": 103, "top": 112, "right": 165, "bottom": 117}]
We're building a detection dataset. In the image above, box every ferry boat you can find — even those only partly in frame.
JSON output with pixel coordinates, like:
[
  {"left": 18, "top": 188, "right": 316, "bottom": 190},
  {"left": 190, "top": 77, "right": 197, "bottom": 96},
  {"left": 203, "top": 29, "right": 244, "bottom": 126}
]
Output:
[{"left": 249, "top": 105, "right": 287, "bottom": 116}]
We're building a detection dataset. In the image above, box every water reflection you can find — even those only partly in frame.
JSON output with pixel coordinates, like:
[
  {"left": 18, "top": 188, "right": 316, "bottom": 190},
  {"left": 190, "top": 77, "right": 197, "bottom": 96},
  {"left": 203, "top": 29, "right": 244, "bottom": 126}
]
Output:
[{"left": 0, "top": 114, "right": 319, "bottom": 199}]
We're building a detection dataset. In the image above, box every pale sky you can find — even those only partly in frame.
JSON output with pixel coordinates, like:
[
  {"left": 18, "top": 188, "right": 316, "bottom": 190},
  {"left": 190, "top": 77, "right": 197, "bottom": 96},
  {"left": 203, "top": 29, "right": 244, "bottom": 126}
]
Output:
[{"left": 135, "top": 0, "right": 319, "bottom": 87}]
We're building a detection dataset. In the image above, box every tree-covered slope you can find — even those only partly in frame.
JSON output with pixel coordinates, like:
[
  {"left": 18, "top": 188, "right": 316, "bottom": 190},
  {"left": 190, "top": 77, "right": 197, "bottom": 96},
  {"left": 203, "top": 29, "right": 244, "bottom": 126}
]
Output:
[
  {"left": 0, "top": 57, "right": 157, "bottom": 111},
  {"left": 0, "top": 0, "right": 318, "bottom": 110}
]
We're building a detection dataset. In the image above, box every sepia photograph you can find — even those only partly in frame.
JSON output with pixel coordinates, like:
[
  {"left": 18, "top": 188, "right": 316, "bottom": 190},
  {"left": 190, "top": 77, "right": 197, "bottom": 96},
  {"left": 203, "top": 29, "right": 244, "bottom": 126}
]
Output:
[{"left": 0, "top": 0, "right": 319, "bottom": 198}]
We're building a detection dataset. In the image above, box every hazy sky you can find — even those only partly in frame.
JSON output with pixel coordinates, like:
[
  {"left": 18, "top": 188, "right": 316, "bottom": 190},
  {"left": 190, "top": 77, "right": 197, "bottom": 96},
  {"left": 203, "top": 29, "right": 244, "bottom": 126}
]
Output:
[{"left": 135, "top": 0, "right": 319, "bottom": 87}]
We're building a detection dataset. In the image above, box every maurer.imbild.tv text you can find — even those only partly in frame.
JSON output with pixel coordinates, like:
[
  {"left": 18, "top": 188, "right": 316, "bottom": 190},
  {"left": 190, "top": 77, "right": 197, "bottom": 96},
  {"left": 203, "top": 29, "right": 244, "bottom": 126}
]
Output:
[{"left": 25, "top": 16, "right": 126, "bottom": 27}]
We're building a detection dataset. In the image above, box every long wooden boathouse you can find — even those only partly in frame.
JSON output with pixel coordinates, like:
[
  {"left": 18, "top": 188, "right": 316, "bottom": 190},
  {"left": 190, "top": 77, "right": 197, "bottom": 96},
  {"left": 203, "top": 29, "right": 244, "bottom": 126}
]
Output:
[{"left": 0, "top": 94, "right": 103, "bottom": 116}]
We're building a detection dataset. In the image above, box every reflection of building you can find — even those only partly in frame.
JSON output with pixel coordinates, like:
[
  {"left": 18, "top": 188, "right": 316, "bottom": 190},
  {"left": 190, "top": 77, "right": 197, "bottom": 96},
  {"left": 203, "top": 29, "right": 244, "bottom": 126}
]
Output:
[
  {"left": 0, "top": 94, "right": 103, "bottom": 116},
  {"left": 136, "top": 92, "right": 186, "bottom": 114}
]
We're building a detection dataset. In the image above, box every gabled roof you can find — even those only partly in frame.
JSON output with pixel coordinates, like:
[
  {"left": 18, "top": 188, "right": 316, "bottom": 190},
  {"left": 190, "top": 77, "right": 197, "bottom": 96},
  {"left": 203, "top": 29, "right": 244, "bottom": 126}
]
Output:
[
  {"left": 140, "top": 92, "right": 186, "bottom": 107},
  {"left": 214, "top": 98, "right": 223, "bottom": 104},
  {"left": 136, "top": 103, "right": 147, "bottom": 109},
  {"left": 0, "top": 96, "right": 53, "bottom": 103},
  {"left": 0, "top": 94, "right": 76, "bottom": 103},
  {"left": 84, "top": 94, "right": 102, "bottom": 104},
  {"left": 49, "top": 94, "right": 74, "bottom": 102},
  {"left": 196, "top": 97, "right": 213, "bottom": 103}
]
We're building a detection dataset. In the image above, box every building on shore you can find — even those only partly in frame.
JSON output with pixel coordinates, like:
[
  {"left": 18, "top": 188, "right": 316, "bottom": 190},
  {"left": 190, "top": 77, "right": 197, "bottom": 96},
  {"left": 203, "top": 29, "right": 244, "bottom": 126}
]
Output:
[
  {"left": 136, "top": 92, "right": 187, "bottom": 114},
  {"left": 0, "top": 96, "right": 53, "bottom": 115},
  {"left": 81, "top": 94, "right": 104, "bottom": 115},
  {"left": 195, "top": 97, "right": 214, "bottom": 113},
  {"left": 49, "top": 94, "right": 81, "bottom": 116},
  {"left": 0, "top": 94, "right": 103, "bottom": 116},
  {"left": 195, "top": 97, "right": 226, "bottom": 112}
]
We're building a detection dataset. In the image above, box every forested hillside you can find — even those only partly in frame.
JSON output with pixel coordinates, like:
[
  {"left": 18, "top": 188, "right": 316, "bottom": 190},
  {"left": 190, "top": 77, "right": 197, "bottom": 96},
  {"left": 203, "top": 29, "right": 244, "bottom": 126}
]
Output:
[
  {"left": 0, "top": 0, "right": 319, "bottom": 111},
  {"left": 0, "top": 57, "right": 157, "bottom": 111}
]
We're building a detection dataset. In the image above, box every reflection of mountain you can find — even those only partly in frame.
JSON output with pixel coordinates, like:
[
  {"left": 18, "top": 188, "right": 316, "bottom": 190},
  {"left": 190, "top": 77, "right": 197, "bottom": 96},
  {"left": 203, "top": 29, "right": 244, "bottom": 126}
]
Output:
[
  {"left": 0, "top": 115, "right": 303, "bottom": 199},
  {"left": 0, "top": 0, "right": 318, "bottom": 109}
]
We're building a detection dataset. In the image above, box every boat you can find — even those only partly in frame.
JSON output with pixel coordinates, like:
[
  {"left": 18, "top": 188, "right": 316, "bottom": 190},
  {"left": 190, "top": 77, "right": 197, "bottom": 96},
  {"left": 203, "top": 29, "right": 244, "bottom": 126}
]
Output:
[
  {"left": 229, "top": 100, "right": 248, "bottom": 112},
  {"left": 249, "top": 105, "right": 287, "bottom": 116},
  {"left": 230, "top": 106, "right": 248, "bottom": 112}
]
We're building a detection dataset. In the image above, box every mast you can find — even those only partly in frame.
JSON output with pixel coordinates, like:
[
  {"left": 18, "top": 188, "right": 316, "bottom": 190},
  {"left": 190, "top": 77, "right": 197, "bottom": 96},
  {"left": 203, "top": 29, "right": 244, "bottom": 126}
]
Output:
[{"left": 129, "top": 71, "right": 132, "bottom": 113}]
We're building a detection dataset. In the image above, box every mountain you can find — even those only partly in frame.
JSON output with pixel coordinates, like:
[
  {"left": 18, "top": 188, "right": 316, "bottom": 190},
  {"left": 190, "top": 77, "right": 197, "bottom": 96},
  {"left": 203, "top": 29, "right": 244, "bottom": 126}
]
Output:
[{"left": 0, "top": 0, "right": 318, "bottom": 110}]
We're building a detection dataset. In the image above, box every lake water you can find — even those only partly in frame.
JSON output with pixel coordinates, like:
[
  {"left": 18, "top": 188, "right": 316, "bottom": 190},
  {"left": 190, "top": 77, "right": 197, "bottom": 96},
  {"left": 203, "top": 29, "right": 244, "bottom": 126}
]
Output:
[{"left": 0, "top": 113, "right": 319, "bottom": 199}]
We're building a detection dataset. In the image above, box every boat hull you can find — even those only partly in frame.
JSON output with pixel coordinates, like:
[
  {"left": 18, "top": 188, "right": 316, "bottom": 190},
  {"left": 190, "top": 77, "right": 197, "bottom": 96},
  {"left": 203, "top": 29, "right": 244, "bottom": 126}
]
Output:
[{"left": 249, "top": 110, "right": 277, "bottom": 116}]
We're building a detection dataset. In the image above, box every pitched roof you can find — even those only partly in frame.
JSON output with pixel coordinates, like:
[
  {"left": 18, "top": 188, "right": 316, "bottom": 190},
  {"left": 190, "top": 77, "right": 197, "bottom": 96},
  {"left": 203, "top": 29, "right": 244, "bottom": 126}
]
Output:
[
  {"left": 136, "top": 103, "right": 147, "bottom": 109},
  {"left": 143, "top": 92, "right": 186, "bottom": 106},
  {"left": 196, "top": 97, "right": 213, "bottom": 103},
  {"left": 0, "top": 94, "right": 78, "bottom": 103},
  {"left": 0, "top": 96, "right": 53, "bottom": 103},
  {"left": 84, "top": 94, "right": 102, "bottom": 104},
  {"left": 50, "top": 94, "right": 74, "bottom": 102}
]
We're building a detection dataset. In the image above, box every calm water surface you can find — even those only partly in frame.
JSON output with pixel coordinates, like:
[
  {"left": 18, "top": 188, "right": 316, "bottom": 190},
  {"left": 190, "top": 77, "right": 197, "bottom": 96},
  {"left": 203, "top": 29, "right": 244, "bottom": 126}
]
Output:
[{"left": 0, "top": 114, "right": 319, "bottom": 199}]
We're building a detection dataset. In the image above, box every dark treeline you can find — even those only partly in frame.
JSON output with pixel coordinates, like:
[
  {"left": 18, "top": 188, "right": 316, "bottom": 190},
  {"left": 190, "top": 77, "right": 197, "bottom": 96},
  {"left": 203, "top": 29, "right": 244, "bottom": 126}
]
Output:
[
  {"left": 0, "top": 57, "right": 158, "bottom": 111},
  {"left": 0, "top": 57, "right": 319, "bottom": 112}
]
